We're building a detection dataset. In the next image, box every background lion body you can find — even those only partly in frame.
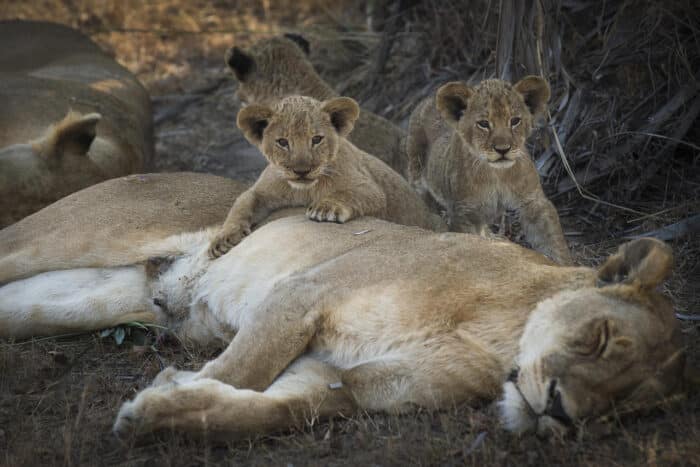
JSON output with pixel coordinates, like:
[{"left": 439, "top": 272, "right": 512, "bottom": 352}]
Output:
[{"left": 0, "top": 20, "right": 153, "bottom": 227}]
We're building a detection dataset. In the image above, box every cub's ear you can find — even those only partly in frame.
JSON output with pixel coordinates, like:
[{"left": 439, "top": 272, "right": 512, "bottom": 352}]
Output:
[
  {"left": 284, "top": 33, "right": 310, "bottom": 55},
  {"left": 321, "top": 97, "right": 359, "bottom": 137},
  {"left": 436, "top": 82, "right": 472, "bottom": 125},
  {"left": 597, "top": 238, "right": 673, "bottom": 289},
  {"left": 225, "top": 46, "right": 256, "bottom": 82},
  {"left": 513, "top": 76, "right": 550, "bottom": 118},
  {"left": 37, "top": 111, "right": 101, "bottom": 159},
  {"left": 236, "top": 105, "right": 274, "bottom": 145}
]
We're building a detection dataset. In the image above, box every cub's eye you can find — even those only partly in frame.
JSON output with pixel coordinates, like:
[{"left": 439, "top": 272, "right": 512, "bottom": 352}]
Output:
[
  {"left": 510, "top": 117, "right": 522, "bottom": 127},
  {"left": 476, "top": 120, "right": 490, "bottom": 130},
  {"left": 276, "top": 138, "right": 289, "bottom": 148},
  {"left": 311, "top": 135, "right": 324, "bottom": 146}
]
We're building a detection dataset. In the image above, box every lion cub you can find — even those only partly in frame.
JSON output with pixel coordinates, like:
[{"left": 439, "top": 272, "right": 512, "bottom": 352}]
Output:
[
  {"left": 406, "top": 76, "right": 572, "bottom": 264},
  {"left": 209, "top": 95, "right": 444, "bottom": 258},
  {"left": 224, "top": 35, "right": 408, "bottom": 178}
]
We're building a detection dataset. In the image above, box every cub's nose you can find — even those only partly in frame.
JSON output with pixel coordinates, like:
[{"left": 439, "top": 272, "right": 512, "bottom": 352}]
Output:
[
  {"left": 293, "top": 169, "right": 311, "bottom": 178},
  {"left": 493, "top": 144, "right": 512, "bottom": 156}
]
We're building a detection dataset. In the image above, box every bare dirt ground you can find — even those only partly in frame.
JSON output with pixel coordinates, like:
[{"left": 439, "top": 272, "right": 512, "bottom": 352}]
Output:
[{"left": 1, "top": 1, "right": 699, "bottom": 465}]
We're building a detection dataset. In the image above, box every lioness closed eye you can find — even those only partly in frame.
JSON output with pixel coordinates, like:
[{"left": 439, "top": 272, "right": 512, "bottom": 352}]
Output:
[
  {"left": 209, "top": 95, "right": 444, "bottom": 258},
  {"left": 407, "top": 76, "right": 572, "bottom": 264}
]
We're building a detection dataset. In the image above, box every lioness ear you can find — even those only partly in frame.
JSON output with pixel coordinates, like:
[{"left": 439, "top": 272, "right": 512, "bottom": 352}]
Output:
[
  {"left": 236, "top": 105, "right": 274, "bottom": 145},
  {"left": 321, "top": 97, "right": 359, "bottom": 137},
  {"left": 513, "top": 76, "right": 550, "bottom": 118},
  {"left": 436, "top": 82, "right": 472, "bottom": 125},
  {"left": 597, "top": 238, "right": 673, "bottom": 289},
  {"left": 37, "top": 111, "right": 101, "bottom": 159},
  {"left": 284, "top": 33, "right": 310, "bottom": 55},
  {"left": 225, "top": 46, "right": 256, "bottom": 82}
]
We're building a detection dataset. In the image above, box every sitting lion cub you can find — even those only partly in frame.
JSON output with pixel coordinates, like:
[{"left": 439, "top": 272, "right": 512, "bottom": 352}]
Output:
[
  {"left": 224, "top": 35, "right": 408, "bottom": 178},
  {"left": 209, "top": 95, "right": 444, "bottom": 258},
  {"left": 407, "top": 76, "right": 572, "bottom": 264}
]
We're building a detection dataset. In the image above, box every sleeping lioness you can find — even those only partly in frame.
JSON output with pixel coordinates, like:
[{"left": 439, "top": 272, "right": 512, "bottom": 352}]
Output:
[
  {"left": 0, "top": 173, "right": 688, "bottom": 439},
  {"left": 208, "top": 95, "right": 444, "bottom": 258}
]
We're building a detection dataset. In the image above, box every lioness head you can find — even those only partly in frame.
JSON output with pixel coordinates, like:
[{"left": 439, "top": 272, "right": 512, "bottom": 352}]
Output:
[
  {"left": 500, "top": 238, "right": 685, "bottom": 436},
  {"left": 436, "top": 77, "right": 550, "bottom": 168},
  {"left": 225, "top": 34, "right": 315, "bottom": 106},
  {"left": 237, "top": 95, "right": 359, "bottom": 189}
]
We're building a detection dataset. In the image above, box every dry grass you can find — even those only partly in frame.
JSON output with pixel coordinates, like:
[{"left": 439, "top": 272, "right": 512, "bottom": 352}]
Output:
[
  {"left": 2, "top": 0, "right": 362, "bottom": 93},
  {"left": 1, "top": 0, "right": 699, "bottom": 465},
  {"left": 322, "top": 0, "right": 700, "bottom": 220}
]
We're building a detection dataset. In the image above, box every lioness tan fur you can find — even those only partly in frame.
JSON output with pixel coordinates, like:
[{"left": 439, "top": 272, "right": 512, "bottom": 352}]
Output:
[
  {"left": 407, "top": 77, "right": 572, "bottom": 264},
  {"left": 0, "top": 172, "right": 247, "bottom": 285},
  {"left": 0, "top": 173, "right": 686, "bottom": 438},
  {"left": 0, "top": 20, "right": 153, "bottom": 227},
  {"left": 225, "top": 35, "right": 409, "bottom": 177},
  {"left": 209, "top": 95, "right": 444, "bottom": 258}
]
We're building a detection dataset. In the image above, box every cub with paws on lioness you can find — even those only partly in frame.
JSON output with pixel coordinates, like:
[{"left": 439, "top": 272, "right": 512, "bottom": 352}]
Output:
[
  {"left": 407, "top": 76, "right": 572, "bottom": 264},
  {"left": 225, "top": 35, "right": 409, "bottom": 177},
  {"left": 209, "top": 95, "right": 445, "bottom": 258}
]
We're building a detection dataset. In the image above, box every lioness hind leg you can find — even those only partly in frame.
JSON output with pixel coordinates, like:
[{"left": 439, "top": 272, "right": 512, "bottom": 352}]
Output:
[
  {"left": 0, "top": 266, "right": 154, "bottom": 339},
  {"left": 341, "top": 337, "right": 504, "bottom": 412},
  {"left": 114, "top": 356, "right": 356, "bottom": 439},
  {"left": 341, "top": 359, "right": 457, "bottom": 412}
]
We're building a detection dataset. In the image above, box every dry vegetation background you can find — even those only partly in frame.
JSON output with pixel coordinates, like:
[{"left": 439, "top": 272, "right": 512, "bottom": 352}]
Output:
[{"left": 1, "top": 0, "right": 699, "bottom": 465}]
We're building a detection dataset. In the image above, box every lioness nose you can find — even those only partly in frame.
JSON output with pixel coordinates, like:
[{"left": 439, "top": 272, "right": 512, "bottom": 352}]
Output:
[
  {"left": 543, "top": 380, "right": 573, "bottom": 426},
  {"left": 293, "top": 169, "right": 311, "bottom": 178},
  {"left": 493, "top": 144, "right": 511, "bottom": 156}
]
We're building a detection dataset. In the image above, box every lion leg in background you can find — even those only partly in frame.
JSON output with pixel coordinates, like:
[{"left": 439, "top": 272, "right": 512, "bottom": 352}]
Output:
[
  {"left": 519, "top": 196, "right": 572, "bottom": 265},
  {"left": 406, "top": 105, "right": 428, "bottom": 186},
  {"left": 196, "top": 286, "right": 323, "bottom": 391},
  {"left": 0, "top": 265, "right": 153, "bottom": 339},
  {"left": 114, "top": 356, "right": 356, "bottom": 438},
  {"left": 451, "top": 202, "right": 491, "bottom": 237}
]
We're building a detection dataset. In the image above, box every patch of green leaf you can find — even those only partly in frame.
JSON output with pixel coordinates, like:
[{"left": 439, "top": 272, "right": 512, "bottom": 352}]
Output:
[{"left": 98, "top": 322, "right": 167, "bottom": 346}]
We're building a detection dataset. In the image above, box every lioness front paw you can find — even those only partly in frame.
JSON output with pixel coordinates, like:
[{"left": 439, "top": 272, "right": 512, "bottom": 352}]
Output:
[
  {"left": 113, "top": 398, "right": 142, "bottom": 439},
  {"left": 152, "top": 366, "right": 198, "bottom": 387},
  {"left": 307, "top": 201, "right": 354, "bottom": 223},
  {"left": 208, "top": 224, "right": 251, "bottom": 259},
  {"left": 113, "top": 385, "right": 171, "bottom": 438}
]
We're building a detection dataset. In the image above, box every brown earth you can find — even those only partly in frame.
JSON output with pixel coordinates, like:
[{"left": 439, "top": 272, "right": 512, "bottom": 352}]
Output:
[{"left": 1, "top": 1, "right": 699, "bottom": 466}]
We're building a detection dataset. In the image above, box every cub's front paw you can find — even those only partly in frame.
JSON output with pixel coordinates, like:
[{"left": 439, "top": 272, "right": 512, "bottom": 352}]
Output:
[
  {"left": 307, "top": 201, "right": 354, "bottom": 223},
  {"left": 208, "top": 225, "right": 251, "bottom": 259}
]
